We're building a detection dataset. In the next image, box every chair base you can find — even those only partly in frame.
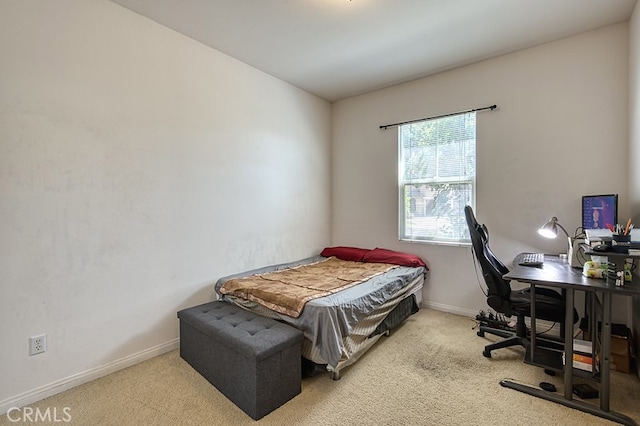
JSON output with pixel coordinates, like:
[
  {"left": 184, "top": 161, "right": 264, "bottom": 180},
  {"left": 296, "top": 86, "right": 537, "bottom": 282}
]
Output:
[
  {"left": 477, "top": 325, "right": 528, "bottom": 358},
  {"left": 477, "top": 323, "right": 564, "bottom": 358}
]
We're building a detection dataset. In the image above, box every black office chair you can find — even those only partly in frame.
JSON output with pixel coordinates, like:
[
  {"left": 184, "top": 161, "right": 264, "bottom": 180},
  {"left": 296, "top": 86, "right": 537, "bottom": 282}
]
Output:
[{"left": 464, "top": 205, "right": 577, "bottom": 358}]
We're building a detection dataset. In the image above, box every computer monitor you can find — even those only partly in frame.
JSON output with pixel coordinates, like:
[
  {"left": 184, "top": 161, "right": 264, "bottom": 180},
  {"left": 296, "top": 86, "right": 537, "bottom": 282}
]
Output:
[{"left": 582, "top": 194, "right": 618, "bottom": 230}]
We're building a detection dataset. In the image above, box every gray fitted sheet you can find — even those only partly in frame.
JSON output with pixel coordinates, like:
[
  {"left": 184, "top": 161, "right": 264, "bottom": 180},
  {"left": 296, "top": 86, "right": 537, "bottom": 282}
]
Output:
[{"left": 214, "top": 256, "right": 426, "bottom": 368}]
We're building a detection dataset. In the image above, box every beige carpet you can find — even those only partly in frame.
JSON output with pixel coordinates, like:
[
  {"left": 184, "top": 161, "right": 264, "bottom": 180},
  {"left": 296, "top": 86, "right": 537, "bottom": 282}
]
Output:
[{"left": 2, "top": 309, "right": 639, "bottom": 425}]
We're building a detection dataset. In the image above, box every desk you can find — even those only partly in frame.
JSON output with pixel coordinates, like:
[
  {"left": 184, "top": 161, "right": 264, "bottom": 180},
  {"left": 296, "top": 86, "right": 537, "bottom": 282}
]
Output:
[{"left": 503, "top": 254, "right": 640, "bottom": 426}]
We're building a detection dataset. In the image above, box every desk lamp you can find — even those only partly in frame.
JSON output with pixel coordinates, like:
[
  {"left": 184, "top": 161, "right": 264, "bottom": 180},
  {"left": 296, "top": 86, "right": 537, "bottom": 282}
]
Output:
[{"left": 538, "top": 216, "right": 572, "bottom": 260}]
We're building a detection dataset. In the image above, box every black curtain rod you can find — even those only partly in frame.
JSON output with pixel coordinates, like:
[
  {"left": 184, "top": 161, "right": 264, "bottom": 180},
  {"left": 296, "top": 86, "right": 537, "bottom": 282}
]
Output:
[{"left": 379, "top": 104, "right": 497, "bottom": 130}]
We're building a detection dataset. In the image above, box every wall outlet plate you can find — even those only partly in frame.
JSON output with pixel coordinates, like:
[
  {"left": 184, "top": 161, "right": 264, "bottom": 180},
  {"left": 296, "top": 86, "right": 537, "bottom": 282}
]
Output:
[{"left": 29, "top": 334, "right": 46, "bottom": 356}]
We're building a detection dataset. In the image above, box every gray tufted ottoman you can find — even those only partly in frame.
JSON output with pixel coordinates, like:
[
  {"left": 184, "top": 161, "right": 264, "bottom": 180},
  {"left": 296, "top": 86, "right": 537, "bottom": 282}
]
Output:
[{"left": 177, "top": 301, "right": 304, "bottom": 420}]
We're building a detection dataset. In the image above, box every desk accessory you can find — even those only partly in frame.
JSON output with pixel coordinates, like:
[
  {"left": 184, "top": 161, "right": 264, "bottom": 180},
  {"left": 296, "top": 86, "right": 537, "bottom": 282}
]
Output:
[
  {"left": 612, "top": 230, "right": 632, "bottom": 254},
  {"left": 538, "top": 216, "right": 572, "bottom": 260},
  {"left": 539, "top": 382, "right": 557, "bottom": 392},
  {"left": 569, "top": 239, "right": 589, "bottom": 268},
  {"left": 573, "top": 383, "right": 599, "bottom": 399}
]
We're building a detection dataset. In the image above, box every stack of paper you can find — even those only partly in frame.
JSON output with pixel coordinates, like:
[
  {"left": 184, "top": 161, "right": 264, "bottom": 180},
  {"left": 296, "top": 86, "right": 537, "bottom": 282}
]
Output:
[
  {"left": 563, "top": 339, "right": 597, "bottom": 372},
  {"left": 585, "top": 229, "right": 612, "bottom": 244}
]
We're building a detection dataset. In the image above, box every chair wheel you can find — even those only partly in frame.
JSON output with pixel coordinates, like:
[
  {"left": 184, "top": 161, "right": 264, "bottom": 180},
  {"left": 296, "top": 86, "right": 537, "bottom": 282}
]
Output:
[
  {"left": 477, "top": 331, "right": 485, "bottom": 337},
  {"left": 483, "top": 350, "right": 492, "bottom": 358}
]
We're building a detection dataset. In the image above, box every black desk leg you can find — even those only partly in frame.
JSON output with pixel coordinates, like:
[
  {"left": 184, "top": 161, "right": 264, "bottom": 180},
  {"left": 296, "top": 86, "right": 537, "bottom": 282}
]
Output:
[
  {"left": 530, "top": 284, "right": 536, "bottom": 361},
  {"left": 601, "top": 292, "right": 612, "bottom": 412},
  {"left": 499, "top": 380, "right": 637, "bottom": 425},
  {"left": 564, "top": 288, "right": 574, "bottom": 400}
]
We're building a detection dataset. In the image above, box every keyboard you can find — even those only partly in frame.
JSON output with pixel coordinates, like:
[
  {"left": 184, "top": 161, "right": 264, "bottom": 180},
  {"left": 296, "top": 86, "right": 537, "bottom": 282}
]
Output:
[{"left": 518, "top": 252, "right": 544, "bottom": 267}]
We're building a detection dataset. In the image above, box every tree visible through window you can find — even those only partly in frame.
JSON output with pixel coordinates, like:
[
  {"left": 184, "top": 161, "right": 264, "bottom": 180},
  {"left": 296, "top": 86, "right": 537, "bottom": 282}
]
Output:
[{"left": 399, "top": 112, "right": 475, "bottom": 244}]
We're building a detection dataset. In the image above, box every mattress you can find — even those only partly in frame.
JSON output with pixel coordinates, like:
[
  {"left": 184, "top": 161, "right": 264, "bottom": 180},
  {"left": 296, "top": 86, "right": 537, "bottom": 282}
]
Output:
[
  {"left": 214, "top": 255, "right": 426, "bottom": 369},
  {"left": 302, "top": 275, "right": 423, "bottom": 379}
]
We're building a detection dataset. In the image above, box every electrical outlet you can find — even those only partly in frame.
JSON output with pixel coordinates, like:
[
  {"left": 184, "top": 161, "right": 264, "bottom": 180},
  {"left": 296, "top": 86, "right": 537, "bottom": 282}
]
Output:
[{"left": 29, "top": 334, "right": 46, "bottom": 356}]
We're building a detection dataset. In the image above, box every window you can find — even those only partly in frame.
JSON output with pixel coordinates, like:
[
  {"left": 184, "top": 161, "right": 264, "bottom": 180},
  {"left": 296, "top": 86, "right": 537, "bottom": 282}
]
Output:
[{"left": 399, "top": 111, "right": 475, "bottom": 244}]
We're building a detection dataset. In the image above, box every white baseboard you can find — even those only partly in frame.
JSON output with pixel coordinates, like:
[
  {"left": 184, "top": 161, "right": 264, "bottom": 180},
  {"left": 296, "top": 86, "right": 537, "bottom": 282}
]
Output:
[
  {"left": 0, "top": 338, "right": 179, "bottom": 415},
  {"left": 420, "top": 301, "right": 560, "bottom": 335},
  {"left": 421, "top": 300, "right": 477, "bottom": 318}
]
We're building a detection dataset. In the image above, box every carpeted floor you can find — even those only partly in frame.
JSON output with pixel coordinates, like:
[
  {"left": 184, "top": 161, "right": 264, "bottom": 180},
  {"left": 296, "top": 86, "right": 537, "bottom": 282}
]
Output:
[{"left": 2, "top": 308, "right": 639, "bottom": 425}]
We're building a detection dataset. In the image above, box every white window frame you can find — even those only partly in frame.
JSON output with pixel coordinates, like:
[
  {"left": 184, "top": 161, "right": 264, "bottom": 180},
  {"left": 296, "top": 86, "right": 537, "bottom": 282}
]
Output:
[{"left": 398, "top": 112, "right": 476, "bottom": 245}]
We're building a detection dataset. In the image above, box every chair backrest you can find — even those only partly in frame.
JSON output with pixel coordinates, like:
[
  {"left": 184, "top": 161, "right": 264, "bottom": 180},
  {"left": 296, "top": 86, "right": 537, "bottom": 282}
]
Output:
[{"left": 464, "top": 206, "right": 513, "bottom": 314}]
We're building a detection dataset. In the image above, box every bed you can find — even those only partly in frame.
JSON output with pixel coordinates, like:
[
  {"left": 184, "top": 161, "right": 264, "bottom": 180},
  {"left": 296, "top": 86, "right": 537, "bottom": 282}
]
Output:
[{"left": 214, "top": 247, "right": 428, "bottom": 379}]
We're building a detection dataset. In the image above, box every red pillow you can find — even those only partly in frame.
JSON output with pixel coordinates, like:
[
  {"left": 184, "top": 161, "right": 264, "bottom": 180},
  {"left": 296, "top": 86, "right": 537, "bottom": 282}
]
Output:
[
  {"left": 320, "top": 246, "right": 370, "bottom": 262},
  {"left": 362, "top": 248, "right": 428, "bottom": 269}
]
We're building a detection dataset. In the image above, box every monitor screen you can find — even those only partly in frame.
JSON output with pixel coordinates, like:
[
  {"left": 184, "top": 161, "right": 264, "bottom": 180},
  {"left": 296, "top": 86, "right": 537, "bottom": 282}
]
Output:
[{"left": 582, "top": 194, "right": 618, "bottom": 230}]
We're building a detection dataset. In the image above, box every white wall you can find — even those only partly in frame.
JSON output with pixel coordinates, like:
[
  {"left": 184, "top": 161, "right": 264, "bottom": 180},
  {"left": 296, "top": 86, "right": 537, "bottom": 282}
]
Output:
[
  {"left": 332, "top": 24, "right": 630, "bottom": 318},
  {"left": 628, "top": 3, "right": 640, "bottom": 377},
  {"left": 0, "top": 0, "right": 331, "bottom": 410}
]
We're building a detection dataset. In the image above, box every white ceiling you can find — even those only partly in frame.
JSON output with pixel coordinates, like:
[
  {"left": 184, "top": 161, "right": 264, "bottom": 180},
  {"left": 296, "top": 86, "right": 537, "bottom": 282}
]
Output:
[{"left": 110, "top": 0, "right": 637, "bottom": 102}]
